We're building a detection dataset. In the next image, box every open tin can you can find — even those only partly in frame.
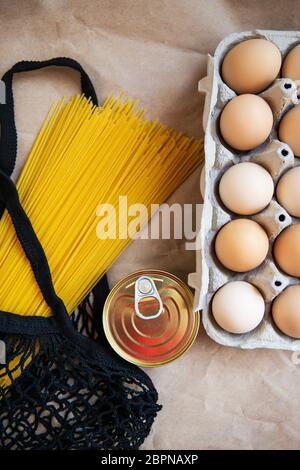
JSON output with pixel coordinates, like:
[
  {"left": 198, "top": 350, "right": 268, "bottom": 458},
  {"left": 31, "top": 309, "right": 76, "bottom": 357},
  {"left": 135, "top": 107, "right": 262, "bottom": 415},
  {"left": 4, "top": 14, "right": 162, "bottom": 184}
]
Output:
[{"left": 103, "top": 270, "right": 199, "bottom": 367}]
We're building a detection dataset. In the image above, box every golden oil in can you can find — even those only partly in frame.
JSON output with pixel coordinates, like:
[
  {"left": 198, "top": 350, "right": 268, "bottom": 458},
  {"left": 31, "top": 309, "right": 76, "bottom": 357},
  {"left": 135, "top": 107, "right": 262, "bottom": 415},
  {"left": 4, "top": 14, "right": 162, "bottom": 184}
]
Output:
[{"left": 103, "top": 270, "right": 199, "bottom": 367}]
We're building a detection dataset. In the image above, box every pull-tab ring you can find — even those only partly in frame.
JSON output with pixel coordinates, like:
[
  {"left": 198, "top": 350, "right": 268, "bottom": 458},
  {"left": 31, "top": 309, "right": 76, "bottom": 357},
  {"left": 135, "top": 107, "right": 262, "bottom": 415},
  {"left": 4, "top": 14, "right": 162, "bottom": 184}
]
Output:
[{"left": 134, "top": 276, "right": 164, "bottom": 321}]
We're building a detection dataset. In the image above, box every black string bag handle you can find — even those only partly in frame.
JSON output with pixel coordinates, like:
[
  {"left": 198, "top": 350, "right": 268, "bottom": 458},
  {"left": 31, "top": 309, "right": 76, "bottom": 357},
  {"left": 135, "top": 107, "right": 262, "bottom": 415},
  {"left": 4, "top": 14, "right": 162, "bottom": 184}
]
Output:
[
  {"left": 0, "top": 58, "right": 98, "bottom": 178},
  {"left": 0, "top": 58, "right": 161, "bottom": 450},
  {"left": 0, "top": 56, "right": 147, "bottom": 365},
  {"left": 0, "top": 57, "right": 109, "bottom": 333}
]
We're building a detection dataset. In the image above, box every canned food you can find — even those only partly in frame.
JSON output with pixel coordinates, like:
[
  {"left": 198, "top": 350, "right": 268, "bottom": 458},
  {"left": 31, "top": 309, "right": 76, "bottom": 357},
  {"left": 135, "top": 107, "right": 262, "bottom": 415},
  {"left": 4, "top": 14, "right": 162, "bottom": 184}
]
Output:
[{"left": 103, "top": 270, "right": 199, "bottom": 367}]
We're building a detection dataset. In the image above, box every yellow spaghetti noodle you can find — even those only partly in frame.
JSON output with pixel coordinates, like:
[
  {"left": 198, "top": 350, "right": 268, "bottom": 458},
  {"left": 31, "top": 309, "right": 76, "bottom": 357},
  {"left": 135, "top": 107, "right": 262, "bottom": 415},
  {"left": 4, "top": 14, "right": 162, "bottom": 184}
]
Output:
[{"left": 0, "top": 94, "right": 203, "bottom": 318}]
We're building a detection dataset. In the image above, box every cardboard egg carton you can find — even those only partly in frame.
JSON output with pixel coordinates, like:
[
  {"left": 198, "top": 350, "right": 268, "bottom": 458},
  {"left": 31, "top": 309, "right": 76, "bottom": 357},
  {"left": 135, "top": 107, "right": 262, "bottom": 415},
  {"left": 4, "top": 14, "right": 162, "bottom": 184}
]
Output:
[{"left": 193, "top": 30, "right": 300, "bottom": 350}]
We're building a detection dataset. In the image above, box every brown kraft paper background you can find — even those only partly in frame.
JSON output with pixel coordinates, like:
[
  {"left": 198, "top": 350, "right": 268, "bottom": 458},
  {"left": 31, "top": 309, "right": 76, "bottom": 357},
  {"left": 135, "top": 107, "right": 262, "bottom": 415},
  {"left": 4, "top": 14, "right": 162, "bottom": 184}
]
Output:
[{"left": 0, "top": 0, "right": 300, "bottom": 450}]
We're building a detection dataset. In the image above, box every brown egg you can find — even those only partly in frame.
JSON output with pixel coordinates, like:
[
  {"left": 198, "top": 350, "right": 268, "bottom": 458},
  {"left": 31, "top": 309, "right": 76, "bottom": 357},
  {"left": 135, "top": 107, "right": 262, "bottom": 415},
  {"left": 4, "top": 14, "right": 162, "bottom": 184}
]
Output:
[
  {"left": 282, "top": 44, "right": 300, "bottom": 81},
  {"left": 274, "top": 225, "right": 300, "bottom": 277},
  {"left": 212, "top": 281, "right": 265, "bottom": 334},
  {"left": 219, "top": 162, "right": 274, "bottom": 215},
  {"left": 220, "top": 95, "right": 273, "bottom": 151},
  {"left": 278, "top": 105, "right": 300, "bottom": 157},
  {"left": 276, "top": 166, "right": 300, "bottom": 217},
  {"left": 215, "top": 219, "right": 269, "bottom": 272},
  {"left": 222, "top": 38, "right": 282, "bottom": 94},
  {"left": 272, "top": 285, "right": 300, "bottom": 339}
]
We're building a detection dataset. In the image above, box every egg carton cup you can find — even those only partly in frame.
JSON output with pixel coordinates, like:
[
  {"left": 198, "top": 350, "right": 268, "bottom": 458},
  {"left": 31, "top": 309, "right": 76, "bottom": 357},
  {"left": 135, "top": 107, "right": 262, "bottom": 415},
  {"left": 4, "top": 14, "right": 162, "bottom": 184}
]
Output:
[{"left": 189, "top": 30, "right": 300, "bottom": 350}]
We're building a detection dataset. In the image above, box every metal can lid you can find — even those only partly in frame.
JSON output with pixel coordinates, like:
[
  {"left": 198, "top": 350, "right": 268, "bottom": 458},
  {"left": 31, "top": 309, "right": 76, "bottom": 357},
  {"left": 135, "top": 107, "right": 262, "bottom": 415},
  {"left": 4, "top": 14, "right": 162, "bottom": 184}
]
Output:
[{"left": 103, "top": 270, "right": 199, "bottom": 367}]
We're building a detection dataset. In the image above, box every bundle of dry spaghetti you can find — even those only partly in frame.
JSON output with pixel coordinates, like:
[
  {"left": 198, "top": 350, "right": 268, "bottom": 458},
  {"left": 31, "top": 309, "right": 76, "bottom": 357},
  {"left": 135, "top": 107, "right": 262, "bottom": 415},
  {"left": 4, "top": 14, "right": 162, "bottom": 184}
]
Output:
[{"left": 0, "top": 94, "right": 203, "bottom": 319}]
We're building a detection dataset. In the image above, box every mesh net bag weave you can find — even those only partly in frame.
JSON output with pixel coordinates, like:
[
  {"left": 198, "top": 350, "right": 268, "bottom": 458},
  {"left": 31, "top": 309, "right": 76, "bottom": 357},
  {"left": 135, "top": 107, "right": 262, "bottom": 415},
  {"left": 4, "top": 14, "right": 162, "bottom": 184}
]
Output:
[
  {"left": 0, "top": 286, "right": 161, "bottom": 450},
  {"left": 0, "top": 58, "right": 161, "bottom": 450}
]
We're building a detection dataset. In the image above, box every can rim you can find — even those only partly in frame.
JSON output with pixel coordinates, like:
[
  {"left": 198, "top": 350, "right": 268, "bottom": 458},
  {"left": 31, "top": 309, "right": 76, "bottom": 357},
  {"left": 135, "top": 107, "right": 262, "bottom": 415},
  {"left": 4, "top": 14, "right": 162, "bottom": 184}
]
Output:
[{"left": 103, "top": 269, "right": 200, "bottom": 367}]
